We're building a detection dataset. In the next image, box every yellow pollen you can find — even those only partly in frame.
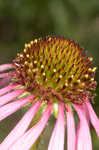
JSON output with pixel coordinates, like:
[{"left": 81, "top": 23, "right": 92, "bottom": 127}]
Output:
[
  {"left": 92, "top": 67, "right": 97, "bottom": 72},
  {"left": 85, "top": 74, "right": 88, "bottom": 79},
  {"left": 65, "top": 82, "right": 68, "bottom": 86},
  {"left": 77, "top": 79, "right": 80, "bottom": 83},
  {"left": 59, "top": 75, "right": 62, "bottom": 79},
  {"left": 90, "top": 78, "right": 94, "bottom": 81},
  {"left": 24, "top": 49, "right": 27, "bottom": 53},
  {"left": 34, "top": 39, "right": 38, "bottom": 43},
  {"left": 71, "top": 75, "right": 74, "bottom": 78},
  {"left": 20, "top": 54, "right": 23, "bottom": 58},
  {"left": 24, "top": 61, "right": 28, "bottom": 65},
  {"left": 26, "top": 54, "right": 29, "bottom": 58},
  {"left": 53, "top": 69, "right": 56, "bottom": 72},
  {"left": 31, "top": 41, "right": 33, "bottom": 45},
  {"left": 28, "top": 44, "right": 31, "bottom": 48},
  {"left": 43, "top": 72, "right": 46, "bottom": 76},
  {"left": 88, "top": 68, "right": 92, "bottom": 72},
  {"left": 41, "top": 65, "right": 44, "bottom": 69},
  {"left": 34, "top": 60, "right": 37, "bottom": 64},
  {"left": 25, "top": 43, "right": 28, "bottom": 48},
  {"left": 48, "top": 37, "right": 52, "bottom": 41},
  {"left": 32, "top": 69, "right": 36, "bottom": 72},
  {"left": 88, "top": 57, "right": 93, "bottom": 61}
]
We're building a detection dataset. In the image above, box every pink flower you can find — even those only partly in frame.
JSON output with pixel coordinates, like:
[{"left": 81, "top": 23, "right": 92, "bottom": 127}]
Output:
[{"left": 0, "top": 36, "right": 99, "bottom": 150}]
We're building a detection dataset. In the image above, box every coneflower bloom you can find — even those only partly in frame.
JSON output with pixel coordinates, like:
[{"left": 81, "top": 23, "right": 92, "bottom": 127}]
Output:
[{"left": 0, "top": 36, "right": 99, "bottom": 150}]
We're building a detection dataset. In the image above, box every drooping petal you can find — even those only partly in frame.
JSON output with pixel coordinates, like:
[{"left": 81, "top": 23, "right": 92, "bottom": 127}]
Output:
[
  {"left": 9, "top": 104, "right": 52, "bottom": 150},
  {"left": 66, "top": 105, "right": 76, "bottom": 150},
  {"left": 85, "top": 101, "right": 99, "bottom": 137},
  {"left": 0, "top": 100, "right": 41, "bottom": 150},
  {"left": 0, "top": 89, "right": 24, "bottom": 107},
  {"left": 0, "top": 95, "right": 35, "bottom": 121},
  {"left": 74, "top": 105, "right": 92, "bottom": 150},
  {"left": 0, "top": 64, "right": 13, "bottom": 72},
  {"left": 48, "top": 103, "right": 65, "bottom": 150},
  {"left": 0, "top": 84, "right": 17, "bottom": 96}
]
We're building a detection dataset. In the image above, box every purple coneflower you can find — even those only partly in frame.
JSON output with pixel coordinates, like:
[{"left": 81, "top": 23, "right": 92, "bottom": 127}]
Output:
[{"left": 0, "top": 37, "right": 99, "bottom": 150}]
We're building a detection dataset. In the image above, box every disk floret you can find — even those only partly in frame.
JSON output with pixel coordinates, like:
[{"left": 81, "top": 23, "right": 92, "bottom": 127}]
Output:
[{"left": 13, "top": 36, "right": 97, "bottom": 104}]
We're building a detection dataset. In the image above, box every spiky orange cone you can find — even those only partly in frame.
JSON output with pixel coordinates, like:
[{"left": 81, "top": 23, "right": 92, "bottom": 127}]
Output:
[{"left": 0, "top": 36, "right": 98, "bottom": 150}]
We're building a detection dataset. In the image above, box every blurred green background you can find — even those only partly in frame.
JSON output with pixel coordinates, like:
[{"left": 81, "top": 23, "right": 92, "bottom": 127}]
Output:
[{"left": 0, "top": 0, "right": 99, "bottom": 149}]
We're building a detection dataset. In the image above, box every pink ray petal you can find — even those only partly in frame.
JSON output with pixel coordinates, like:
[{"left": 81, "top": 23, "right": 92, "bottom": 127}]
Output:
[
  {"left": 0, "top": 95, "right": 35, "bottom": 121},
  {"left": 48, "top": 103, "right": 65, "bottom": 150},
  {"left": 66, "top": 105, "right": 76, "bottom": 150},
  {"left": 0, "top": 78, "right": 12, "bottom": 89},
  {"left": 0, "top": 64, "right": 13, "bottom": 72},
  {"left": 0, "top": 73, "right": 9, "bottom": 78},
  {"left": 0, "top": 100, "right": 41, "bottom": 150},
  {"left": 85, "top": 101, "right": 99, "bottom": 137},
  {"left": 74, "top": 105, "right": 92, "bottom": 150},
  {"left": 9, "top": 104, "right": 52, "bottom": 150},
  {"left": 0, "top": 84, "right": 17, "bottom": 96},
  {"left": 0, "top": 89, "right": 24, "bottom": 107}
]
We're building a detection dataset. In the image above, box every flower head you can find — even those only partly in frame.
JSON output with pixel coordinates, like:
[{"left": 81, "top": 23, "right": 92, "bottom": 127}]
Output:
[{"left": 0, "top": 36, "right": 99, "bottom": 150}]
